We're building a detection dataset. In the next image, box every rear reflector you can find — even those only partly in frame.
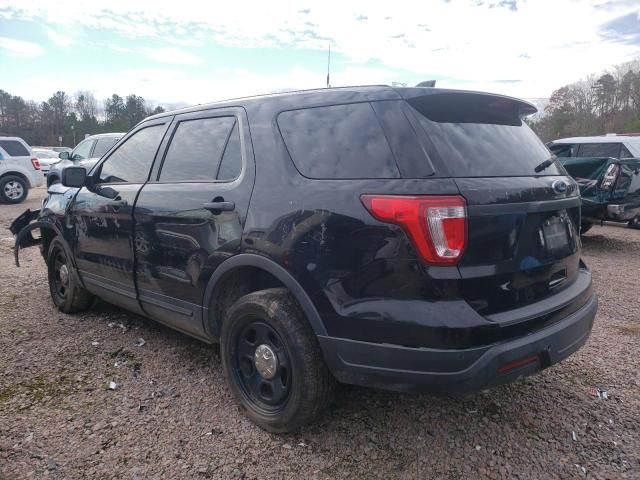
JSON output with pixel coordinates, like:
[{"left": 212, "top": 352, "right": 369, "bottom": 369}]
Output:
[
  {"left": 497, "top": 355, "right": 539, "bottom": 375},
  {"left": 361, "top": 195, "right": 467, "bottom": 266},
  {"left": 31, "top": 158, "right": 41, "bottom": 170}
]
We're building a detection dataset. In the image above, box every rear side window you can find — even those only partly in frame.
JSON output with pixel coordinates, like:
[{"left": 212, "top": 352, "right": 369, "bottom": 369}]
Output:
[
  {"left": 408, "top": 93, "right": 561, "bottom": 177},
  {"left": 620, "top": 145, "right": 634, "bottom": 158},
  {"left": 0, "top": 140, "right": 29, "bottom": 157},
  {"left": 578, "top": 143, "right": 622, "bottom": 158},
  {"left": 99, "top": 124, "right": 165, "bottom": 183},
  {"left": 159, "top": 116, "right": 239, "bottom": 182},
  {"left": 278, "top": 103, "right": 400, "bottom": 179},
  {"left": 92, "top": 137, "right": 119, "bottom": 158}
]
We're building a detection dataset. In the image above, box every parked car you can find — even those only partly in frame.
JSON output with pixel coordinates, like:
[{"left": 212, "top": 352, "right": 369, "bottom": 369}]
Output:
[
  {"left": 11, "top": 86, "right": 597, "bottom": 432},
  {"left": 559, "top": 156, "right": 640, "bottom": 231},
  {"left": 548, "top": 134, "right": 640, "bottom": 159},
  {"left": 46, "top": 133, "right": 124, "bottom": 186},
  {"left": 33, "top": 146, "right": 73, "bottom": 154},
  {"left": 32, "top": 148, "right": 62, "bottom": 176},
  {"left": 0, "top": 136, "right": 43, "bottom": 203}
]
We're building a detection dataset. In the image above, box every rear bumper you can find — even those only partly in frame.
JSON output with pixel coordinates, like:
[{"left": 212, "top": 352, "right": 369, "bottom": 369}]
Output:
[{"left": 319, "top": 291, "right": 597, "bottom": 394}]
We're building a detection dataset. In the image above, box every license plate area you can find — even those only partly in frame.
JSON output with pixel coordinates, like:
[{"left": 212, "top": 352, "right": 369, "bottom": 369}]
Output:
[{"left": 541, "top": 214, "right": 572, "bottom": 258}]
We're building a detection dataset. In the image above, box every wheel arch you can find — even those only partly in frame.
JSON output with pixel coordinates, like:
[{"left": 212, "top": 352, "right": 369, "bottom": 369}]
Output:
[{"left": 202, "top": 254, "right": 327, "bottom": 339}]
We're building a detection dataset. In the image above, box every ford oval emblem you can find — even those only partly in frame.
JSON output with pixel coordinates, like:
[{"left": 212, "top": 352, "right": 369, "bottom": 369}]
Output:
[{"left": 552, "top": 179, "right": 568, "bottom": 194}]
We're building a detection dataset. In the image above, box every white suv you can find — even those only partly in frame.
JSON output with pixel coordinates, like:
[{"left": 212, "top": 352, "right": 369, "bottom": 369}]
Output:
[{"left": 0, "top": 137, "right": 43, "bottom": 204}]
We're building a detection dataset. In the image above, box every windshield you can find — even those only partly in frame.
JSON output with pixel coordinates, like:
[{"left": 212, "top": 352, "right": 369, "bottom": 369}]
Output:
[{"left": 409, "top": 94, "right": 563, "bottom": 177}]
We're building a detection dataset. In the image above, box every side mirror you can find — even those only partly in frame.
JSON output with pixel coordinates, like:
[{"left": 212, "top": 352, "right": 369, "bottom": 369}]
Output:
[
  {"left": 61, "top": 166, "right": 87, "bottom": 188},
  {"left": 58, "top": 151, "right": 70, "bottom": 160}
]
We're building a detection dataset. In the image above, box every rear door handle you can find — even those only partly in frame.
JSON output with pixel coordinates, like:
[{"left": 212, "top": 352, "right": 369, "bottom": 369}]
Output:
[{"left": 202, "top": 201, "right": 235, "bottom": 212}]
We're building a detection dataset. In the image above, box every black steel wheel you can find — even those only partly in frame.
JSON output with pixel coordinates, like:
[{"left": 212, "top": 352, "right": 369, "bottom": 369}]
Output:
[
  {"left": 47, "top": 238, "right": 93, "bottom": 313},
  {"left": 220, "top": 288, "right": 334, "bottom": 432},
  {"left": 233, "top": 320, "right": 292, "bottom": 412}
]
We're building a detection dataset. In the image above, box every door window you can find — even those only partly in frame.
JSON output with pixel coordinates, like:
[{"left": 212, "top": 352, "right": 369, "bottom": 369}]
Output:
[
  {"left": 159, "top": 116, "right": 239, "bottom": 182},
  {"left": 72, "top": 140, "right": 95, "bottom": 160},
  {"left": 620, "top": 144, "right": 634, "bottom": 159},
  {"left": 578, "top": 143, "right": 622, "bottom": 158},
  {"left": 99, "top": 124, "right": 165, "bottom": 183},
  {"left": 92, "top": 137, "right": 120, "bottom": 158},
  {"left": 0, "top": 140, "right": 30, "bottom": 157}
]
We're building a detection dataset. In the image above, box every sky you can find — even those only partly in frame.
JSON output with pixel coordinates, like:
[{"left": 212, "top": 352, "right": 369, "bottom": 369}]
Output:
[{"left": 1, "top": 0, "right": 640, "bottom": 111}]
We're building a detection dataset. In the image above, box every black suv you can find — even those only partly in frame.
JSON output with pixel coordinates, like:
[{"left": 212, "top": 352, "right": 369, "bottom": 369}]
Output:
[{"left": 12, "top": 86, "right": 598, "bottom": 432}]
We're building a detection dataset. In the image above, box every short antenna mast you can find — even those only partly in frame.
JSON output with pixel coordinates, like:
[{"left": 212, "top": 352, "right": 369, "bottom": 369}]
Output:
[{"left": 326, "top": 43, "right": 331, "bottom": 88}]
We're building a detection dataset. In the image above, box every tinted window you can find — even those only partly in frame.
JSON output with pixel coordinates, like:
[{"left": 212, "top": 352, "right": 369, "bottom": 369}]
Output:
[
  {"left": 620, "top": 144, "right": 633, "bottom": 159},
  {"left": 72, "top": 140, "right": 95, "bottom": 160},
  {"left": 160, "top": 117, "right": 236, "bottom": 182},
  {"left": 550, "top": 144, "right": 576, "bottom": 157},
  {"left": 578, "top": 143, "right": 621, "bottom": 158},
  {"left": 409, "top": 95, "right": 560, "bottom": 177},
  {"left": 217, "top": 122, "right": 242, "bottom": 181},
  {"left": 278, "top": 103, "right": 400, "bottom": 179},
  {"left": 92, "top": 137, "right": 120, "bottom": 158},
  {"left": 0, "top": 140, "right": 29, "bottom": 157},
  {"left": 99, "top": 125, "right": 165, "bottom": 183}
]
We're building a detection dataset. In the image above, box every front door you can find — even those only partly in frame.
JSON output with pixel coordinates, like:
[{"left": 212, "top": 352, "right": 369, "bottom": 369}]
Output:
[
  {"left": 70, "top": 120, "right": 170, "bottom": 313},
  {"left": 133, "top": 108, "right": 255, "bottom": 337}
]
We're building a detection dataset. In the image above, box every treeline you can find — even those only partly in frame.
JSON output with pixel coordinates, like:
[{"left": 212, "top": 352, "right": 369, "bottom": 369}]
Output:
[
  {"left": 530, "top": 59, "right": 640, "bottom": 142},
  {"left": 0, "top": 90, "right": 165, "bottom": 147}
]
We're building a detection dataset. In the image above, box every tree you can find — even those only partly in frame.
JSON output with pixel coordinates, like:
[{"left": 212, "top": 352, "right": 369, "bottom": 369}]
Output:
[{"left": 75, "top": 90, "right": 98, "bottom": 121}]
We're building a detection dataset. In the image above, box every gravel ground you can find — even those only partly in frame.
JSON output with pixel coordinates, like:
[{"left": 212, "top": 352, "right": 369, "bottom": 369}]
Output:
[{"left": 1, "top": 187, "right": 639, "bottom": 479}]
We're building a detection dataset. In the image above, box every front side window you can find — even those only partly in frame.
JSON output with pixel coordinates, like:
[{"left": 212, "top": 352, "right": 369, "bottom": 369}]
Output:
[
  {"left": 0, "top": 140, "right": 30, "bottom": 157},
  {"left": 92, "top": 137, "right": 120, "bottom": 158},
  {"left": 159, "top": 116, "right": 238, "bottom": 182},
  {"left": 578, "top": 143, "right": 621, "bottom": 158},
  {"left": 72, "top": 140, "right": 95, "bottom": 160},
  {"left": 99, "top": 125, "right": 165, "bottom": 183}
]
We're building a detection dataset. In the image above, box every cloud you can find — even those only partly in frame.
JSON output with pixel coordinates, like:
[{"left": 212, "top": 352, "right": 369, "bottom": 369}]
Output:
[
  {"left": 600, "top": 11, "right": 640, "bottom": 45},
  {"left": 2, "top": 0, "right": 640, "bottom": 99},
  {"left": 0, "top": 36, "right": 45, "bottom": 57},
  {"left": 45, "top": 27, "right": 73, "bottom": 47}
]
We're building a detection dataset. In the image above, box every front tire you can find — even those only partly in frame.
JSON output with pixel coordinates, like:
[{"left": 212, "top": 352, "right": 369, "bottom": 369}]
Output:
[
  {"left": 0, "top": 175, "right": 28, "bottom": 204},
  {"left": 580, "top": 221, "right": 593, "bottom": 234},
  {"left": 220, "top": 288, "right": 334, "bottom": 432},
  {"left": 629, "top": 216, "right": 640, "bottom": 230},
  {"left": 47, "top": 239, "right": 93, "bottom": 313}
]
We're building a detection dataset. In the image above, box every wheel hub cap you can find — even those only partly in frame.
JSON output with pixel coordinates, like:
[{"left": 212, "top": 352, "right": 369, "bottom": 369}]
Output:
[
  {"left": 254, "top": 344, "right": 278, "bottom": 379},
  {"left": 5, "top": 181, "right": 23, "bottom": 199},
  {"left": 59, "top": 264, "right": 69, "bottom": 285}
]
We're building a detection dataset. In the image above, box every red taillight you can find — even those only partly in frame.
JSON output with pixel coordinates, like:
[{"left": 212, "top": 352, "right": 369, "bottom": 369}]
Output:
[
  {"left": 31, "top": 158, "right": 41, "bottom": 170},
  {"left": 361, "top": 195, "right": 467, "bottom": 266},
  {"left": 600, "top": 163, "right": 619, "bottom": 191},
  {"left": 497, "top": 355, "right": 539, "bottom": 375}
]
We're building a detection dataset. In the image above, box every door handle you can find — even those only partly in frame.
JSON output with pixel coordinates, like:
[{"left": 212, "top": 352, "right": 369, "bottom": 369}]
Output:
[
  {"left": 110, "top": 200, "right": 128, "bottom": 208},
  {"left": 202, "top": 201, "right": 235, "bottom": 212}
]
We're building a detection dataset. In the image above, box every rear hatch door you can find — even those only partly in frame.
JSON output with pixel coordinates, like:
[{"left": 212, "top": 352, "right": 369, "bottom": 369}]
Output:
[{"left": 403, "top": 90, "right": 582, "bottom": 316}]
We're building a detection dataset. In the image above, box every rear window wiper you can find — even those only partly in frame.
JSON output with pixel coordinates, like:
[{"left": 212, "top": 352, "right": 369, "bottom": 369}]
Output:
[{"left": 534, "top": 155, "right": 559, "bottom": 173}]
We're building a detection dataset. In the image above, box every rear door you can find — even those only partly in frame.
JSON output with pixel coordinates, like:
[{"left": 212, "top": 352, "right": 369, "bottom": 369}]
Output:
[
  {"left": 403, "top": 90, "right": 581, "bottom": 316},
  {"left": 133, "top": 107, "right": 255, "bottom": 337}
]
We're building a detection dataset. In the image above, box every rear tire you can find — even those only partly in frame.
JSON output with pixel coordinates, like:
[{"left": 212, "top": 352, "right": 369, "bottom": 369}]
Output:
[
  {"left": 629, "top": 216, "right": 640, "bottom": 230},
  {"left": 580, "top": 222, "right": 593, "bottom": 234},
  {"left": 47, "top": 239, "right": 93, "bottom": 313},
  {"left": 220, "top": 288, "right": 334, "bottom": 433},
  {"left": 0, "top": 175, "right": 28, "bottom": 204}
]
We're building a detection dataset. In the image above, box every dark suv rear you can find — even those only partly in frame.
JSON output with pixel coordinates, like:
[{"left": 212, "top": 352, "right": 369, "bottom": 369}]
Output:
[{"left": 12, "top": 86, "right": 597, "bottom": 432}]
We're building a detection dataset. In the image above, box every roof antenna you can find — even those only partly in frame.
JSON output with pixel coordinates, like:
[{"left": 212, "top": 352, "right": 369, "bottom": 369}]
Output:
[{"left": 326, "top": 43, "right": 331, "bottom": 88}]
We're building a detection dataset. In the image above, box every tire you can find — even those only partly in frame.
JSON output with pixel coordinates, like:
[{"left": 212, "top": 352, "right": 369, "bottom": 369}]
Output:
[
  {"left": 47, "top": 239, "right": 93, "bottom": 313},
  {"left": 580, "top": 222, "right": 593, "bottom": 234},
  {"left": 629, "top": 216, "right": 640, "bottom": 230},
  {"left": 0, "top": 175, "right": 28, "bottom": 204},
  {"left": 220, "top": 288, "right": 334, "bottom": 432}
]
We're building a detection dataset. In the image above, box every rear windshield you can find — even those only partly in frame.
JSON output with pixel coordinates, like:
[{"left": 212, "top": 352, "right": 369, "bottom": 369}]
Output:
[
  {"left": 0, "top": 140, "right": 30, "bottom": 157},
  {"left": 409, "top": 93, "right": 562, "bottom": 177}
]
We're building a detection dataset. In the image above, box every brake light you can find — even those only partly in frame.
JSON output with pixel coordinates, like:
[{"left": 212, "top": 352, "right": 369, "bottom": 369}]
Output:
[
  {"left": 361, "top": 195, "right": 467, "bottom": 266},
  {"left": 600, "top": 164, "right": 619, "bottom": 191},
  {"left": 31, "top": 158, "right": 41, "bottom": 170}
]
